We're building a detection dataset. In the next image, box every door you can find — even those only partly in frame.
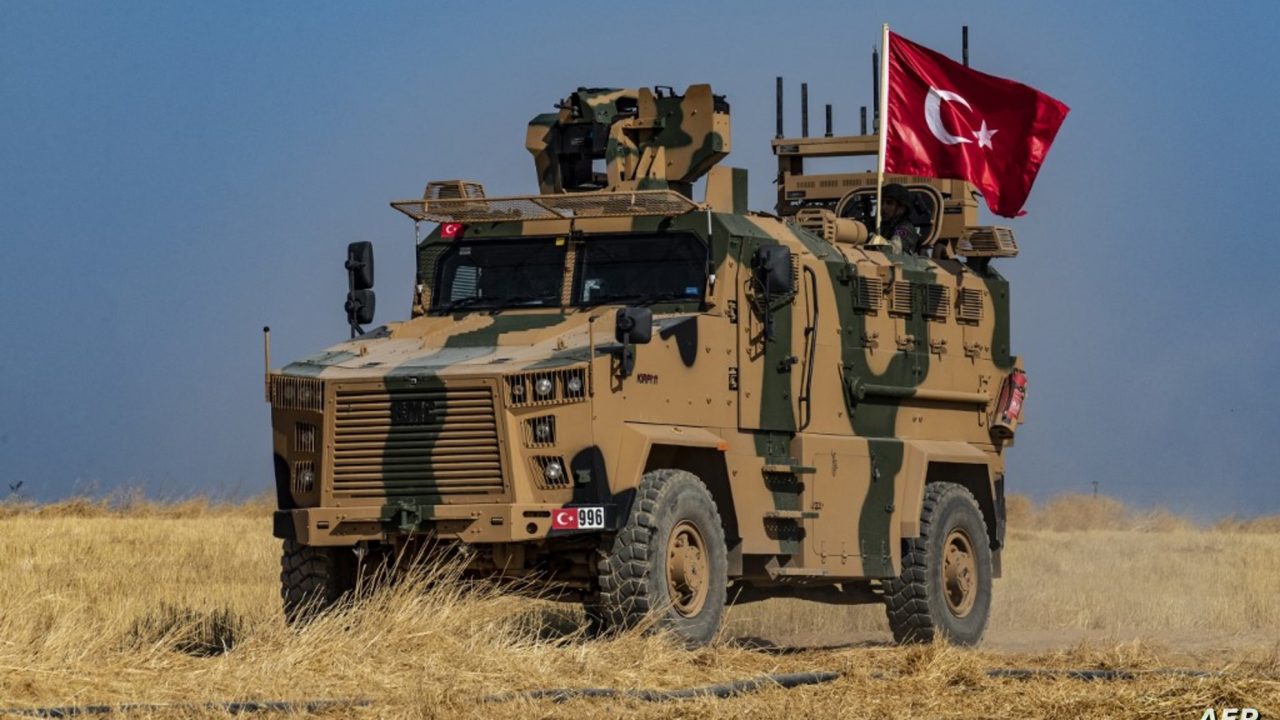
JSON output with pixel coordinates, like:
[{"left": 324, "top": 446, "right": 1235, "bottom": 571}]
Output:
[{"left": 735, "top": 238, "right": 804, "bottom": 433}]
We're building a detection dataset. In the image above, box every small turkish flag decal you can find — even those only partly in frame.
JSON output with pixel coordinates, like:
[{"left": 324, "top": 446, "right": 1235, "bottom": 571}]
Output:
[
  {"left": 440, "top": 223, "right": 463, "bottom": 239},
  {"left": 552, "top": 509, "right": 579, "bottom": 530}
]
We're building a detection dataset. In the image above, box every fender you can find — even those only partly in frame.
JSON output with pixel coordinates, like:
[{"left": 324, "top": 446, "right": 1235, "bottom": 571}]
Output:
[
  {"left": 895, "top": 440, "right": 997, "bottom": 541},
  {"left": 610, "top": 422, "right": 728, "bottom": 494}
]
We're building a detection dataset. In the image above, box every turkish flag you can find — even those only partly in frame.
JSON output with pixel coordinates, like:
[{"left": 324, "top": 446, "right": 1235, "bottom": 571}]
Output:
[{"left": 885, "top": 32, "right": 1069, "bottom": 218}]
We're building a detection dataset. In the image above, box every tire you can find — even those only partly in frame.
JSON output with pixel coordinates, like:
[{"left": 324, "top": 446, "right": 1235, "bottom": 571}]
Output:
[
  {"left": 280, "top": 539, "right": 357, "bottom": 624},
  {"left": 594, "top": 469, "right": 728, "bottom": 647},
  {"left": 884, "top": 482, "right": 993, "bottom": 646}
]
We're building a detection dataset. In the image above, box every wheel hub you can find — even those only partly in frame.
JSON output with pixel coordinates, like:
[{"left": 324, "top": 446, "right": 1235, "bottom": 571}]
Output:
[
  {"left": 666, "top": 521, "right": 709, "bottom": 617},
  {"left": 942, "top": 527, "right": 977, "bottom": 618}
]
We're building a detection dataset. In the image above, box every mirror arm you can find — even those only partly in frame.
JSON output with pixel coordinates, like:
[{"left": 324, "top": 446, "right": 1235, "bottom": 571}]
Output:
[{"left": 621, "top": 331, "right": 635, "bottom": 378}]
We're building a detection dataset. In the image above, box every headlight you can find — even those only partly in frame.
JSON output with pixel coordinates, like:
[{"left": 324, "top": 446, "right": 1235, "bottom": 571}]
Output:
[
  {"left": 544, "top": 460, "right": 564, "bottom": 483},
  {"left": 535, "top": 420, "right": 553, "bottom": 441},
  {"left": 566, "top": 375, "right": 583, "bottom": 394},
  {"left": 535, "top": 377, "right": 554, "bottom": 397}
]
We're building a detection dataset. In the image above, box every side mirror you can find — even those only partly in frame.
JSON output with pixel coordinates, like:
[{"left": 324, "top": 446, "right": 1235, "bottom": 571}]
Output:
[
  {"left": 614, "top": 307, "right": 652, "bottom": 378},
  {"left": 615, "top": 307, "right": 653, "bottom": 345},
  {"left": 753, "top": 245, "right": 793, "bottom": 294},
  {"left": 346, "top": 241, "right": 375, "bottom": 291},
  {"left": 345, "top": 242, "right": 375, "bottom": 337},
  {"left": 346, "top": 289, "right": 375, "bottom": 326}
]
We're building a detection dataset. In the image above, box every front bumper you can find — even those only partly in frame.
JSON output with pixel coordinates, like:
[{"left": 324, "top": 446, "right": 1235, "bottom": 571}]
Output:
[{"left": 273, "top": 502, "right": 622, "bottom": 546}]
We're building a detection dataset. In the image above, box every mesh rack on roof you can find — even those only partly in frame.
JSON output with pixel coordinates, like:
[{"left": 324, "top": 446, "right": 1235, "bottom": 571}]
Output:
[{"left": 390, "top": 190, "right": 700, "bottom": 223}]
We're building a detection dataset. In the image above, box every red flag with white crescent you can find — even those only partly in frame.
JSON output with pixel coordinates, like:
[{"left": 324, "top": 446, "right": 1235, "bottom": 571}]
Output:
[{"left": 885, "top": 32, "right": 1069, "bottom": 217}]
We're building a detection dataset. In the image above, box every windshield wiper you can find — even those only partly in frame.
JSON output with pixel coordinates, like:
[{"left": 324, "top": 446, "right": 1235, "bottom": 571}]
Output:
[
  {"left": 488, "top": 295, "right": 554, "bottom": 314},
  {"left": 435, "top": 296, "right": 496, "bottom": 313},
  {"left": 637, "top": 291, "right": 701, "bottom": 305},
  {"left": 580, "top": 291, "right": 700, "bottom": 307}
]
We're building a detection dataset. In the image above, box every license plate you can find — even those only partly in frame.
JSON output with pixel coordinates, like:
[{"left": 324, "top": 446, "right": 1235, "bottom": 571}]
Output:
[{"left": 552, "top": 506, "right": 605, "bottom": 531}]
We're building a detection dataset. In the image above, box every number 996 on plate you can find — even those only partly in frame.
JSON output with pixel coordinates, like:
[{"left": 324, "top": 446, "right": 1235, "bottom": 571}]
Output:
[{"left": 551, "top": 506, "right": 605, "bottom": 531}]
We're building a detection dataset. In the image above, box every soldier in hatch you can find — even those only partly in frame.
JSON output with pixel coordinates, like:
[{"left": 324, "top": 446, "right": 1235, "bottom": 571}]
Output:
[{"left": 878, "top": 183, "right": 922, "bottom": 254}]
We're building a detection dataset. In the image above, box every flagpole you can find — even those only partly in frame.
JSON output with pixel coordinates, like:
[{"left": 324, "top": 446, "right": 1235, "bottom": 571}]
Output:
[{"left": 873, "top": 22, "right": 890, "bottom": 244}]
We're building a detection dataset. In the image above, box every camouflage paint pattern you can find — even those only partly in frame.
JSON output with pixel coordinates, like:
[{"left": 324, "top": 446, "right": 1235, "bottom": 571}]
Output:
[{"left": 268, "top": 84, "right": 1022, "bottom": 591}]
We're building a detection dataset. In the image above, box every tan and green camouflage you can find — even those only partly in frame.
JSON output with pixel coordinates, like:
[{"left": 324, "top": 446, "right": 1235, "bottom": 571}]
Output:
[{"left": 267, "top": 83, "right": 1023, "bottom": 599}]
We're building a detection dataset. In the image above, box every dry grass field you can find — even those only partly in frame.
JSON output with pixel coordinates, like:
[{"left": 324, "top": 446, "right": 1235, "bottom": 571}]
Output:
[{"left": 1, "top": 493, "right": 1278, "bottom": 718}]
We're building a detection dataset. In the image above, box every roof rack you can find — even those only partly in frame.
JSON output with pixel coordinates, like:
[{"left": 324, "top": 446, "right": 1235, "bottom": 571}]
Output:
[{"left": 390, "top": 189, "right": 699, "bottom": 224}]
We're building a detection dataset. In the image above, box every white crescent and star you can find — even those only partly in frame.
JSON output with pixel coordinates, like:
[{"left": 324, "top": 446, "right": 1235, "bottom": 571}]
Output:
[{"left": 924, "top": 87, "right": 997, "bottom": 149}]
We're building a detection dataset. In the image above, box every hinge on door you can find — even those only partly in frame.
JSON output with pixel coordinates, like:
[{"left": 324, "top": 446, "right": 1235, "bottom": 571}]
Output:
[{"left": 728, "top": 366, "right": 739, "bottom": 390}]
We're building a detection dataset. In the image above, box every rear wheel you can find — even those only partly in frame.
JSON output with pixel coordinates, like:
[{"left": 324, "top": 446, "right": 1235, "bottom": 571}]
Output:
[
  {"left": 883, "top": 482, "right": 993, "bottom": 645},
  {"left": 593, "top": 469, "right": 727, "bottom": 647},
  {"left": 280, "top": 539, "right": 357, "bottom": 624}
]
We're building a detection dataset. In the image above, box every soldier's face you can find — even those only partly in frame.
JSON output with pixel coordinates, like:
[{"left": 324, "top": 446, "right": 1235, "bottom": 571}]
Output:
[{"left": 882, "top": 198, "right": 901, "bottom": 218}]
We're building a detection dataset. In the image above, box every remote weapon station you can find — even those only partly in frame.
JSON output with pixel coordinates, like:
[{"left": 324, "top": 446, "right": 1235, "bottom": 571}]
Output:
[{"left": 266, "top": 56, "right": 1026, "bottom": 646}]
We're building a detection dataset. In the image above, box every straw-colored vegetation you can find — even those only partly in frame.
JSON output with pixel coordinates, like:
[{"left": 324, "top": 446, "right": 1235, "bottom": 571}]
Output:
[{"left": 1, "top": 494, "right": 1277, "bottom": 718}]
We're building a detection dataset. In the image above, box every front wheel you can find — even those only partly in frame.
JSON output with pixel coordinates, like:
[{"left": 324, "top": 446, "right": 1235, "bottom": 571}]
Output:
[
  {"left": 883, "top": 482, "right": 993, "bottom": 645},
  {"left": 593, "top": 469, "right": 728, "bottom": 647},
  {"left": 280, "top": 539, "right": 357, "bottom": 624}
]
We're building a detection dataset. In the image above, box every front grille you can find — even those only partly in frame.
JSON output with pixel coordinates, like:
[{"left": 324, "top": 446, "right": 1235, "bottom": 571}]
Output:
[{"left": 331, "top": 385, "right": 504, "bottom": 499}]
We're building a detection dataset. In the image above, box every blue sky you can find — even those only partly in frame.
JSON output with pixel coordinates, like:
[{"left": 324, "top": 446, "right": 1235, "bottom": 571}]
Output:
[{"left": 2, "top": 1, "right": 1277, "bottom": 518}]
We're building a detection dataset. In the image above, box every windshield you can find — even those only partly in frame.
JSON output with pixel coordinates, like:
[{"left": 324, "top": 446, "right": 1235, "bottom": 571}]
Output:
[
  {"left": 572, "top": 234, "right": 707, "bottom": 306},
  {"left": 431, "top": 239, "right": 565, "bottom": 312}
]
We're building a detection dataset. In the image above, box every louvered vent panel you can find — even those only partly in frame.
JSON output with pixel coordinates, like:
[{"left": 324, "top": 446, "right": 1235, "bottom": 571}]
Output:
[
  {"left": 853, "top": 277, "right": 882, "bottom": 313},
  {"left": 890, "top": 281, "right": 914, "bottom": 316},
  {"left": 269, "top": 376, "right": 324, "bottom": 412},
  {"left": 923, "top": 285, "right": 950, "bottom": 321},
  {"left": 796, "top": 208, "right": 836, "bottom": 244},
  {"left": 957, "top": 288, "right": 984, "bottom": 323},
  {"left": 331, "top": 385, "right": 503, "bottom": 499},
  {"left": 294, "top": 423, "right": 317, "bottom": 453}
]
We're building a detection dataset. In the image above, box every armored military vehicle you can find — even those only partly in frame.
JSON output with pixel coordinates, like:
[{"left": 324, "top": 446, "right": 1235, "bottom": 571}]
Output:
[{"left": 266, "top": 81, "right": 1026, "bottom": 646}]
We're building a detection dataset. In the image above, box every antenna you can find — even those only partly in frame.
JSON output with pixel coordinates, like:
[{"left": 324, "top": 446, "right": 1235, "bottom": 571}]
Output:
[
  {"left": 871, "top": 47, "right": 880, "bottom": 133},
  {"left": 824, "top": 104, "right": 833, "bottom": 137},
  {"left": 800, "top": 82, "right": 809, "bottom": 137},
  {"left": 775, "top": 77, "right": 784, "bottom": 138},
  {"left": 860, "top": 106, "right": 867, "bottom": 135},
  {"left": 963, "top": 25, "right": 970, "bottom": 66}
]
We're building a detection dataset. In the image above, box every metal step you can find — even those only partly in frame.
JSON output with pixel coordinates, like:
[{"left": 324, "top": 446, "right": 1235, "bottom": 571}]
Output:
[
  {"left": 762, "top": 463, "right": 816, "bottom": 475},
  {"left": 771, "top": 566, "right": 830, "bottom": 577},
  {"left": 764, "top": 510, "right": 819, "bottom": 520}
]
